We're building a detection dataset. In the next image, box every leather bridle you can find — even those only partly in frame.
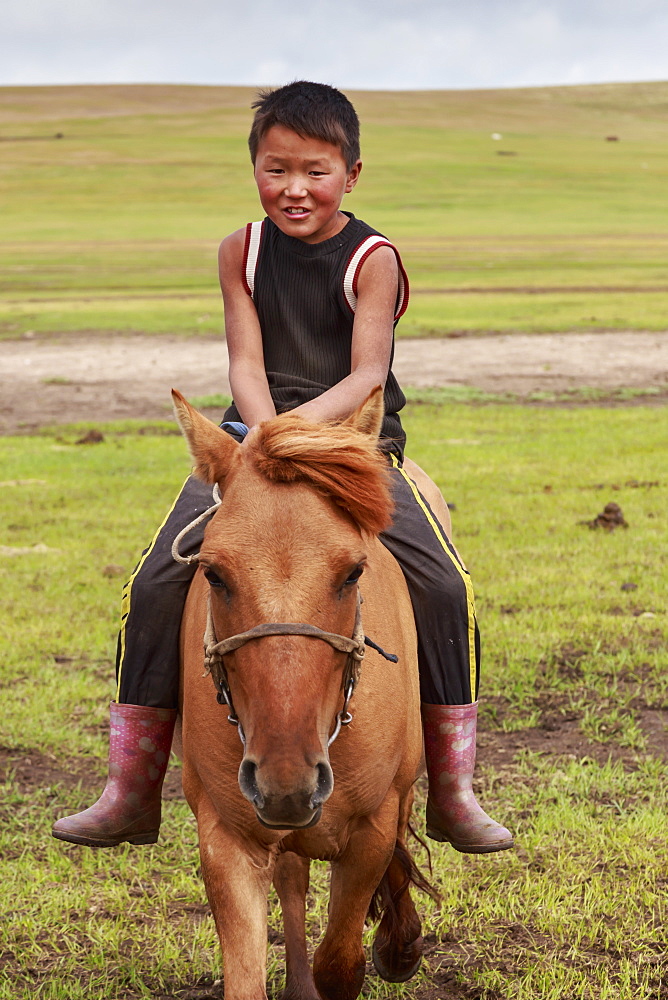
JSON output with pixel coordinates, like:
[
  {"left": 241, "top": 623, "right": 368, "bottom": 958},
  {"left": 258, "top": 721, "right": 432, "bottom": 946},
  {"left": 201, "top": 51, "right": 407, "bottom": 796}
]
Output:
[
  {"left": 172, "top": 483, "right": 398, "bottom": 750},
  {"left": 202, "top": 592, "right": 366, "bottom": 748}
]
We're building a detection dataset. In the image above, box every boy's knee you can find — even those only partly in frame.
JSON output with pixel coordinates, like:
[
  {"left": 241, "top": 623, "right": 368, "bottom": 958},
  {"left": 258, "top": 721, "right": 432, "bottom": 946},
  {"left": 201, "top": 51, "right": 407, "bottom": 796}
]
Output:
[
  {"left": 124, "top": 557, "right": 197, "bottom": 607},
  {"left": 421, "top": 572, "right": 469, "bottom": 613}
]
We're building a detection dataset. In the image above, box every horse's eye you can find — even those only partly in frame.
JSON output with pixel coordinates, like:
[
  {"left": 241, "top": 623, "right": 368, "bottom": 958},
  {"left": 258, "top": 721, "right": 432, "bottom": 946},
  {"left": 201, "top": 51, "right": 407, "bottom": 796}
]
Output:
[
  {"left": 344, "top": 565, "right": 364, "bottom": 586},
  {"left": 204, "top": 567, "right": 226, "bottom": 589}
]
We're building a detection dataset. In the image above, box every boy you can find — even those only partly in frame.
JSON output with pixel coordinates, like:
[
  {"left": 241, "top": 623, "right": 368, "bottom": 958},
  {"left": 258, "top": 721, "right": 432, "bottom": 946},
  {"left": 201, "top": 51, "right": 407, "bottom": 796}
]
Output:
[{"left": 53, "top": 82, "right": 512, "bottom": 854}]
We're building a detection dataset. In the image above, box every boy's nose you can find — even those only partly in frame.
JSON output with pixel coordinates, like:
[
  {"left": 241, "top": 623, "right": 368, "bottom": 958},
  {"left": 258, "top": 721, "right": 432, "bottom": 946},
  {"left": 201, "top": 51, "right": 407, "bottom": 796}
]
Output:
[{"left": 284, "top": 176, "right": 308, "bottom": 197}]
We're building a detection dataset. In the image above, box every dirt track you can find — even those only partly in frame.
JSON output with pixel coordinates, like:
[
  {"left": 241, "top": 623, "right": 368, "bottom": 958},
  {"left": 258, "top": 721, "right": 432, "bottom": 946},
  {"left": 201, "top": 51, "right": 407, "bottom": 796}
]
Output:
[{"left": 2, "top": 329, "right": 667, "bottom": 433}]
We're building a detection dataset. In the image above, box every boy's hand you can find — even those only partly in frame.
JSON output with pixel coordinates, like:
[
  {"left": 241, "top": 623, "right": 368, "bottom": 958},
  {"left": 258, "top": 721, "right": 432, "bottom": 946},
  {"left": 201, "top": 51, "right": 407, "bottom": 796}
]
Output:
[{"left": 241, "top": 425, "right": 260, "bottom": 447}]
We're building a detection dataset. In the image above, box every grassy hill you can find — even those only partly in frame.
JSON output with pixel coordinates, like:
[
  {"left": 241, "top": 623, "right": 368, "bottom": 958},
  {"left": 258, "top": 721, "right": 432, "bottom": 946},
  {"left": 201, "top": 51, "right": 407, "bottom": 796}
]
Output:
[{"left": 1, "top": 82, "right": 667, "bottom": 338}]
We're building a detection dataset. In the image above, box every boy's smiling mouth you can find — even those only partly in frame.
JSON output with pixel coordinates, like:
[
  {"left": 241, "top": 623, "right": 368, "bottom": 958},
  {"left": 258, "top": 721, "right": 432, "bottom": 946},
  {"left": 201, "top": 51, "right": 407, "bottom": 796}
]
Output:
[{"left": 284, "top": 207, "right": 310, "bottom": 217}]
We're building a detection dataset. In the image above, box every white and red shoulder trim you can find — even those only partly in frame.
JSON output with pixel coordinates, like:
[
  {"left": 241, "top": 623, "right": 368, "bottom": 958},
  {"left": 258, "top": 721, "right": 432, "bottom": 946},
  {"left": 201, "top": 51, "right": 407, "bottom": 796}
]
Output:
[
  {"left": 343, "top": 235, "right": 409, "bottom": 320},
  {"left": 242, "top": 220, "right": 264, "bottom": 297}
]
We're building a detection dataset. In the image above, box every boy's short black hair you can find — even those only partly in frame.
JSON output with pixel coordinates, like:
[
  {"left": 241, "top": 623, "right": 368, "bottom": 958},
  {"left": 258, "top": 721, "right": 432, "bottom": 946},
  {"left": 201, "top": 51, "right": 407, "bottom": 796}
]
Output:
[{"left": 249, "top": 81, "right": 360, "bottom": 170}]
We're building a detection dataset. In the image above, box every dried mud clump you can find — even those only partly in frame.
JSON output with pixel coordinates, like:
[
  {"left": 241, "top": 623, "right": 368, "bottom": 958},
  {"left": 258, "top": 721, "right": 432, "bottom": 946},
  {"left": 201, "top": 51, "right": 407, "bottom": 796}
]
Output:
[
  {"left": 580, "top": 501, "right": 628, "bottom": 531},
  {"left": 75, "top": 428, "right": 105, "bottom": 444}
]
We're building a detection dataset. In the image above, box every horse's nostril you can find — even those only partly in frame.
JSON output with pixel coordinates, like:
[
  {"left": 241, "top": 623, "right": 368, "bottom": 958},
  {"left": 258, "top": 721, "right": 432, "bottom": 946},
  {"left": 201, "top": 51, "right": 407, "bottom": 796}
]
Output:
[
  {"left": 238, "top": 758, "right": 264, "bottom": 809},
  {"left": 311, "top": 760, "right": 334, "bottom": 809}
]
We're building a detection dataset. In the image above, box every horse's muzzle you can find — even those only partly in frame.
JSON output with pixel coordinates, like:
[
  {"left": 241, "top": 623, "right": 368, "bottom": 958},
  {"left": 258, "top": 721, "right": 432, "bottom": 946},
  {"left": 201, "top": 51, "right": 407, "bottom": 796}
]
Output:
[{"left": 238, "top": 757, "right": 333, "bottom": 829}]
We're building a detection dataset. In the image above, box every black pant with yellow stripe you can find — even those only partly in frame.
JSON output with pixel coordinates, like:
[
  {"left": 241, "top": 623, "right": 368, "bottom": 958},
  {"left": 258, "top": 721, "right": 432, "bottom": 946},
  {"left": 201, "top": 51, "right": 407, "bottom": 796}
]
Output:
[{"left": 115, "top": 461, "right": 480, "bottom": 709}]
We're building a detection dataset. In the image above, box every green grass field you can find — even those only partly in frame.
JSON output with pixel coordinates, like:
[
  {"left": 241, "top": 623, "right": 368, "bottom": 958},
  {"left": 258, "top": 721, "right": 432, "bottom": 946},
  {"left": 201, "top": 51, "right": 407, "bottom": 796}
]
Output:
[
  {"left": 1, "top": 402, "right": 666, "bottom": 999},
  {"left": 1, "top": 81, "right": 668, "bottom": 339},
  {"left": 1, "top": 81, "right": 667, "bottom": 999}
]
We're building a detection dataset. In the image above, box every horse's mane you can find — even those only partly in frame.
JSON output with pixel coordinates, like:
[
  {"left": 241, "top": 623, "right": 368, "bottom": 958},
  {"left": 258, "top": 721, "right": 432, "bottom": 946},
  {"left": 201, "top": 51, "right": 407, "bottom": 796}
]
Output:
[{"left": 246, "top": 414, "right": 394, "bottom": 536}]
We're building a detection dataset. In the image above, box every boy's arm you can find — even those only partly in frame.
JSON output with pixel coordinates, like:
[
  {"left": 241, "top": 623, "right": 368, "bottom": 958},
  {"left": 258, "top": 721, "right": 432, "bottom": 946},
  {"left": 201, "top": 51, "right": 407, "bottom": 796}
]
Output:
[
  {"left": 291, "top": 246, "right": 398, "bottom": 423},
  {"left": 219, "top": 230, "right": 277, "bottom": 429}
]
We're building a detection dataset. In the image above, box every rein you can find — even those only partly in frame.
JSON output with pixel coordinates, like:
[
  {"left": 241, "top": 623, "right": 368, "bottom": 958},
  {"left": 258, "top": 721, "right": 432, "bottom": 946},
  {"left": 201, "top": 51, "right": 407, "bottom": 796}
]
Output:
[{"left": 172, "top": 484, "right": 398, "bottom": 749}]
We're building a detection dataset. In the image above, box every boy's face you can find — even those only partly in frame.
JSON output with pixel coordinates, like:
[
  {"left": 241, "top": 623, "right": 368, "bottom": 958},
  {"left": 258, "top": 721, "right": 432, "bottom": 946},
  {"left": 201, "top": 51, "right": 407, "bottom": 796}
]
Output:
[{"left": 253, "top": 125, "right": 361, "bottom": 244}]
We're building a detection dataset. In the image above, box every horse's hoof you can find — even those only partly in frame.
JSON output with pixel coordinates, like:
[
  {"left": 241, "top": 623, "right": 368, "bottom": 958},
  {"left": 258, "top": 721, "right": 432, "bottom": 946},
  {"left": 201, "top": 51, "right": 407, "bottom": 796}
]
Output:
[{"left": 371, "top": 937, "right": 422, "bottom": 983}]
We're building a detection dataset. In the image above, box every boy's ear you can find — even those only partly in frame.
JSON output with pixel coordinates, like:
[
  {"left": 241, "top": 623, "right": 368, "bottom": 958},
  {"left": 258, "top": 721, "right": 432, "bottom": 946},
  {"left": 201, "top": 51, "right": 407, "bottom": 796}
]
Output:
[
  {"left": 344, "top": 385, "right": 384, "bottom": 440},
  {"left": 345, "top": 159, "right": 362, "bottom": 193},
  {"left": 172, "top": 389, "right": 240, "bottom": 485}
]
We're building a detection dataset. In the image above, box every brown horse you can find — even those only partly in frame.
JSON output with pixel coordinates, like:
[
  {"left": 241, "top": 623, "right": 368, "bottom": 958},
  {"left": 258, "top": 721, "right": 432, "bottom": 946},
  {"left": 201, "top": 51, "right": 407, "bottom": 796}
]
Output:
[{"left": 174, "top": 387, "right": 429, "bottom": 1000}]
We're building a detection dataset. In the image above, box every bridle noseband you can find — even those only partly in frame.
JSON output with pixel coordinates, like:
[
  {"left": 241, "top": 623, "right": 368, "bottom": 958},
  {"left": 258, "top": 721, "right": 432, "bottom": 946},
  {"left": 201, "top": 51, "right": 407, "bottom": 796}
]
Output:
[{"left": 172, "top": 484, "right": 397, "bottom": 750}]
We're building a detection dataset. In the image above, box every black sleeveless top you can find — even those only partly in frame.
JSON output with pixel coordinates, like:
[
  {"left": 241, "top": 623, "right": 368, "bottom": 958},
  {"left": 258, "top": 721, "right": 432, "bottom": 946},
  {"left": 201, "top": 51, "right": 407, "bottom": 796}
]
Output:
[{"left": 223, "top": 212, "right": 409, "bottom": 457}]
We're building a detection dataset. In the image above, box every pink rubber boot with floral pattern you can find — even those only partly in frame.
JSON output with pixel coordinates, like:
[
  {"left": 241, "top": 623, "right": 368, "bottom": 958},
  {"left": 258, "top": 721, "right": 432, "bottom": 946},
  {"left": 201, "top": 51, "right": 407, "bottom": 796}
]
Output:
[
  {"left": 422, "top": 702, "right": 514, "bottom": 854},
  {"left": 52, "top": 703, "right": 176, "bottom": 848}
]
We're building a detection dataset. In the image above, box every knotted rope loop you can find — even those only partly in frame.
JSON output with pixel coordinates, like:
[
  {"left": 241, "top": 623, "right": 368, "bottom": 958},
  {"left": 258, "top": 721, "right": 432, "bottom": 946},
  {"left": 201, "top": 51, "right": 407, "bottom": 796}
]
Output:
[{"left": 171, "top": 483, "right": 222, "bottom": 566}]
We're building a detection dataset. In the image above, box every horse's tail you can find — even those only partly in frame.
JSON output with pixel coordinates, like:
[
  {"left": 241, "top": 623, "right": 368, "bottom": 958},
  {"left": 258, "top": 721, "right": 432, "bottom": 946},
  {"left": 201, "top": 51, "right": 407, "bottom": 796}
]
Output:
[{"left": 368, "top": 832, "right": 439, "bottom": 932}]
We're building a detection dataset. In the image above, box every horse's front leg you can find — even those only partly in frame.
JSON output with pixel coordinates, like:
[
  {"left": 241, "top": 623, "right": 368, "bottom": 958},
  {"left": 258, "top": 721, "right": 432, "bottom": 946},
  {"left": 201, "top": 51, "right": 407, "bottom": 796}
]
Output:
[
  {"left": 195, "top": 792, "right": 275, "bottom": 1000},
  {"left": 313, "top": 798, "right": 398, "bottom": 1000},
  {"left": 273, "top": 852, "right": 319, "bottom": 1000}
]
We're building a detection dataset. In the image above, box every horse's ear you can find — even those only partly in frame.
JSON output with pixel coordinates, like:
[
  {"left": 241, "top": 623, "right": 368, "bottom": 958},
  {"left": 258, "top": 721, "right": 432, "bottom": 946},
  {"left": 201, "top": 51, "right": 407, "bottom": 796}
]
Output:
[
  {"left": 172, "top": 389, "right": 240, "bottom": 484},
  {"left": 344, "top": 385, "right": 385, "bottom": 440}
]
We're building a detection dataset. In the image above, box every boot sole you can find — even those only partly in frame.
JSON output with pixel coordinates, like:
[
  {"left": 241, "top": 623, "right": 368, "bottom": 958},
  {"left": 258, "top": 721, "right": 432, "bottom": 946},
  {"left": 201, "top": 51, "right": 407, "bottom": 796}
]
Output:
[
  {"left": 52, "top": 829, "right": 159, "bottom": 848},
  {"left": 426, "top": 826, "right": 514, "bottom": 854}
]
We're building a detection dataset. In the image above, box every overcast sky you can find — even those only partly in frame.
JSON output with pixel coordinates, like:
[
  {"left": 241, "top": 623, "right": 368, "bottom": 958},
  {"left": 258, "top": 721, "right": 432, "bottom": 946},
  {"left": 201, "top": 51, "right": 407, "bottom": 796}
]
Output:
[{"left": 1, "top": 0, "right": 666, "bottom": 91}]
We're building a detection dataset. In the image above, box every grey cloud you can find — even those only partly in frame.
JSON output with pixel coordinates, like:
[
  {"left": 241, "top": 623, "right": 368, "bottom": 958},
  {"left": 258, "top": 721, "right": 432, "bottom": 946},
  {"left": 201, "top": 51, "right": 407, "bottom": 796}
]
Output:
[{"left": 0, "top": 0, "right": 666, "bottom": 89}]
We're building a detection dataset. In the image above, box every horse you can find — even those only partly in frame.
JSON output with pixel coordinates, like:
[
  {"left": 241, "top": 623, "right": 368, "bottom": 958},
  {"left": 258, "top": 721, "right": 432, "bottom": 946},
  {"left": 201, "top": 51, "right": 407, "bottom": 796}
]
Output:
[{"left": 173, "top": 386, "right": 432, "bottom": 1000}]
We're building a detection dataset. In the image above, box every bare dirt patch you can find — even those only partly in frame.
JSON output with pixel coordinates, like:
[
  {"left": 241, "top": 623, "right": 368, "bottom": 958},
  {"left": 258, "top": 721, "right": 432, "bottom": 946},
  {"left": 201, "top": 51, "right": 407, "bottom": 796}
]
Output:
[
  {"left": 479, "top": 703, "right": 668, "bottom": 769},
  {"left": 0, "top": 746, "right": 185, "bottom": 801},
  {"left": 1, "top": 330, "right": 667, "bottom": 434}
]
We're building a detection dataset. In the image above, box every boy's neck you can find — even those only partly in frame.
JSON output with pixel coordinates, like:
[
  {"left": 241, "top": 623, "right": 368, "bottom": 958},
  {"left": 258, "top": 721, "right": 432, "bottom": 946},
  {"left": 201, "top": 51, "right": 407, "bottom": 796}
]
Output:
[{"left": 281, "top": 210, "right": 352, "bottom": 245}]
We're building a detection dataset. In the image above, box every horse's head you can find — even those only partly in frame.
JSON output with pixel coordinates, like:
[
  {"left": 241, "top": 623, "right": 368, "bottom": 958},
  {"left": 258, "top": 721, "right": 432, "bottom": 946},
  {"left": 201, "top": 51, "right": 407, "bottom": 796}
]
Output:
[{"left": 173, "top": 388, "right": 393, "bottom": 830}]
